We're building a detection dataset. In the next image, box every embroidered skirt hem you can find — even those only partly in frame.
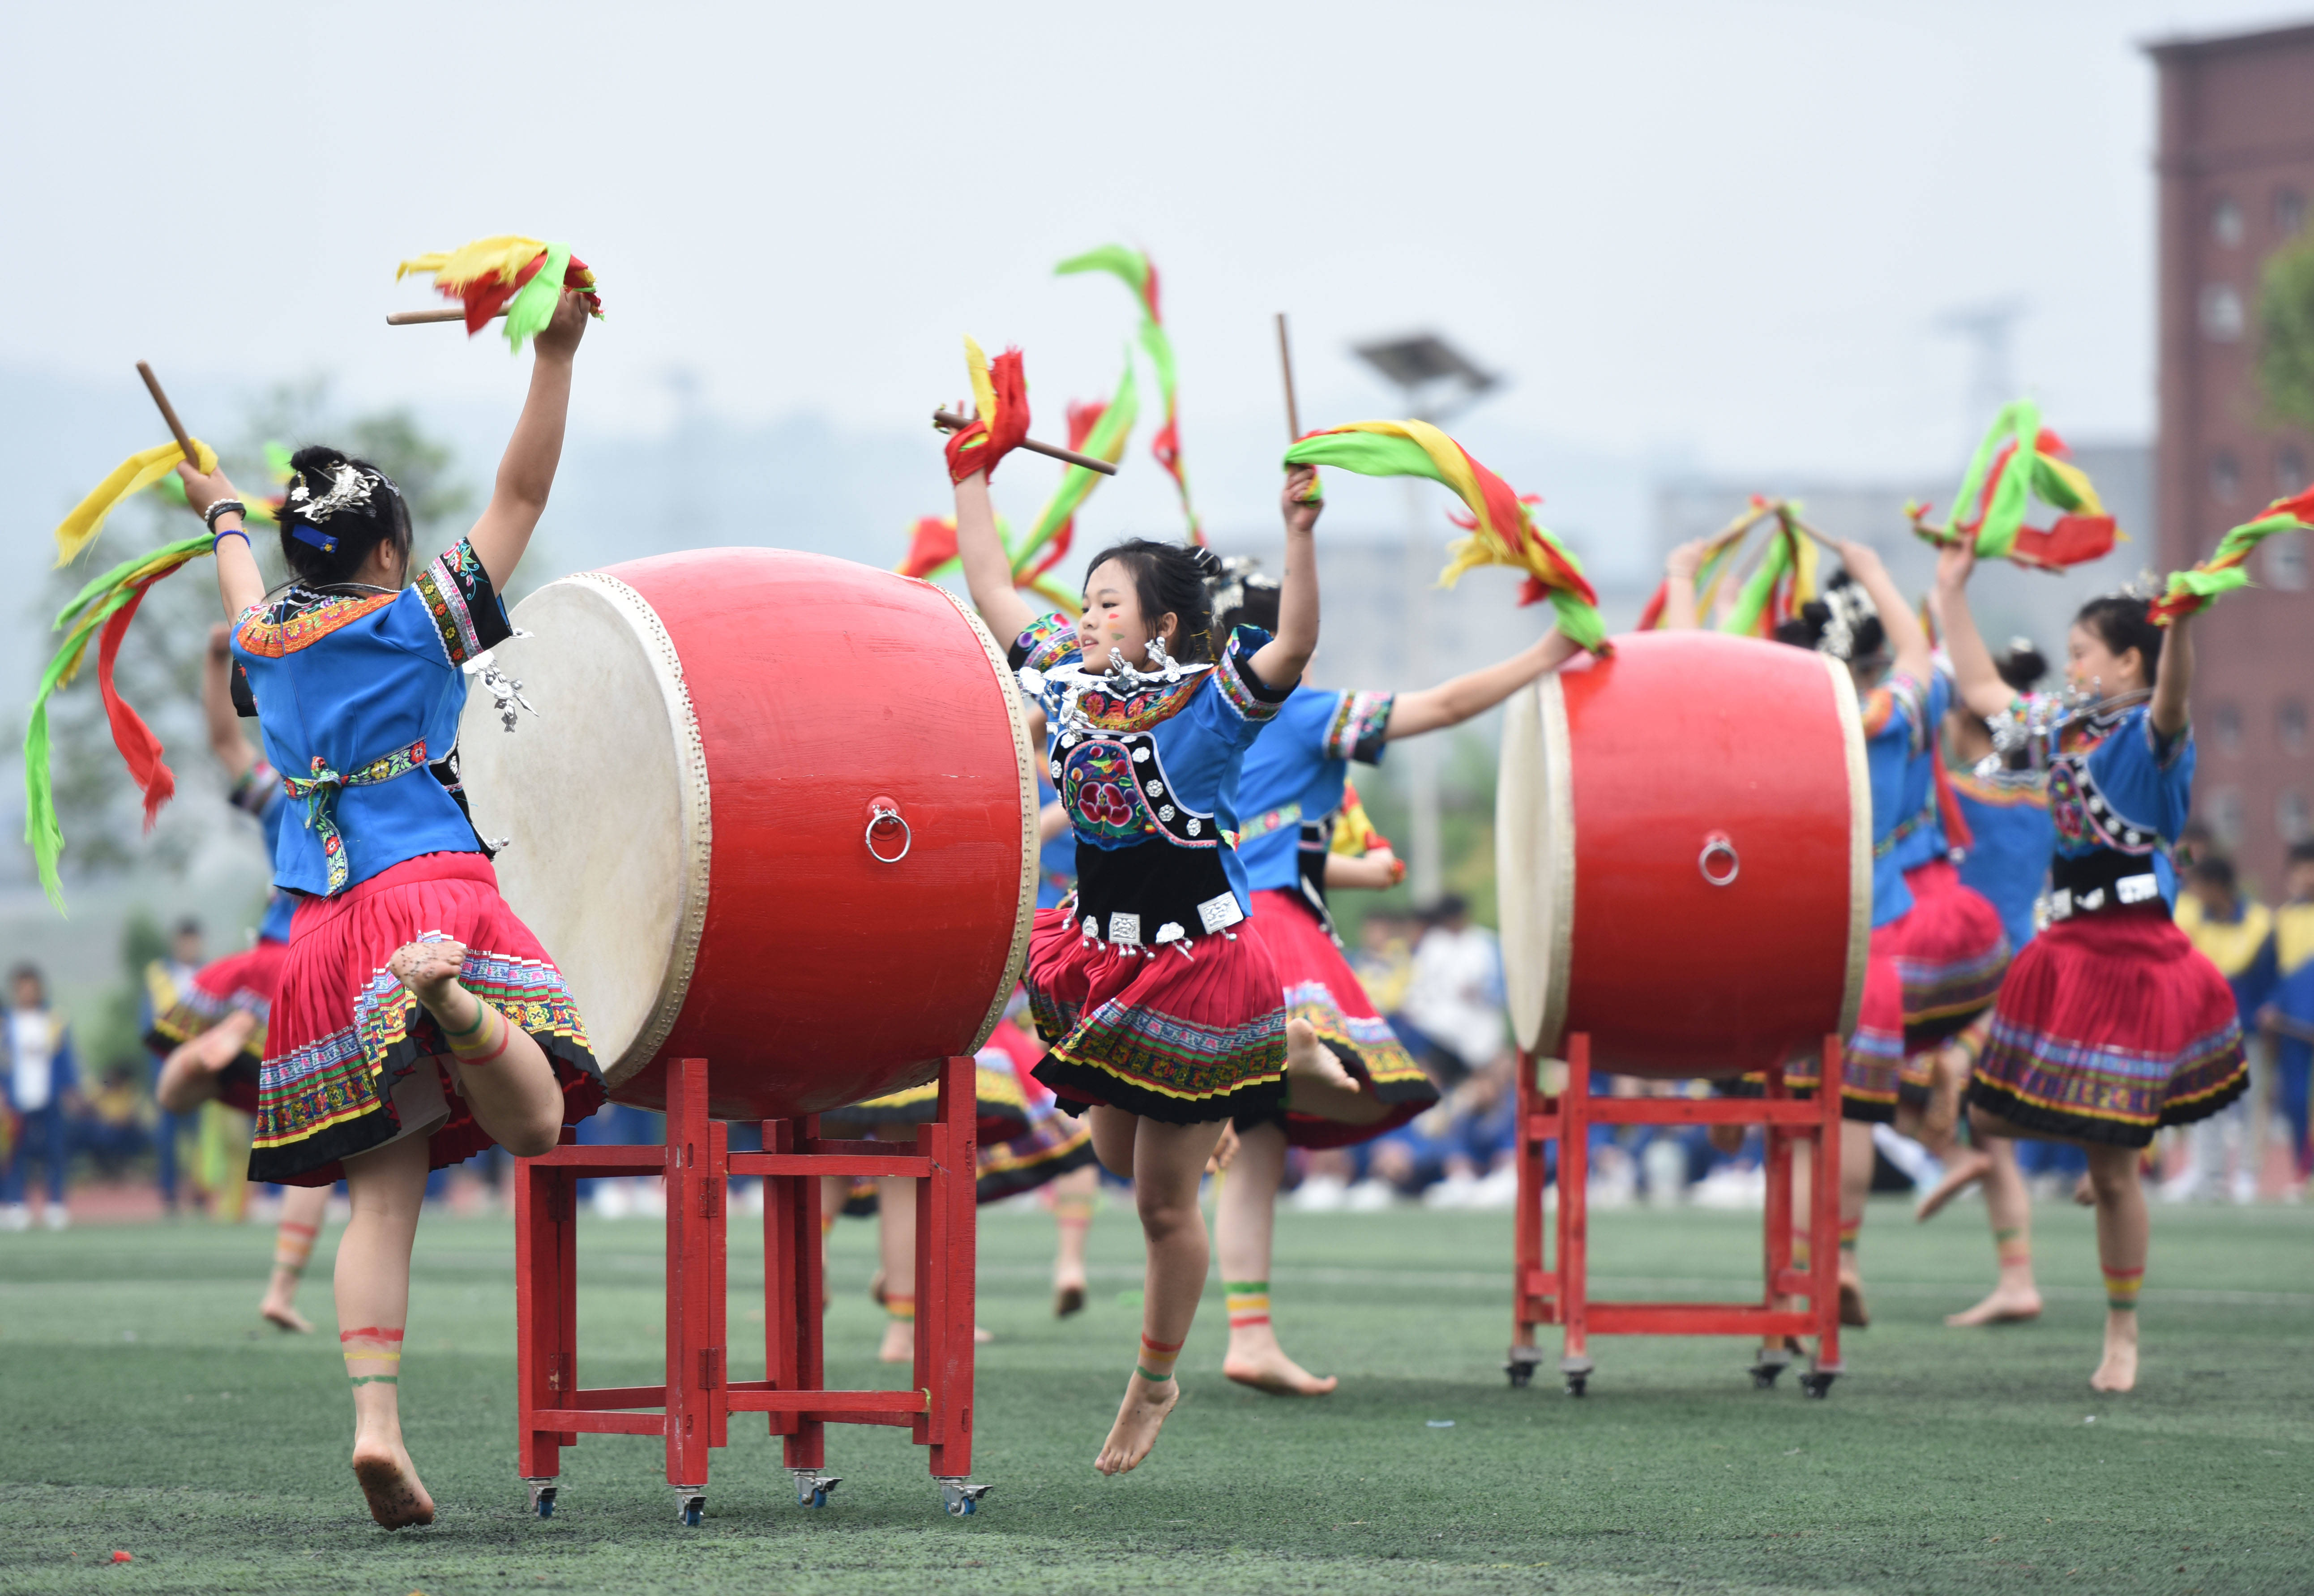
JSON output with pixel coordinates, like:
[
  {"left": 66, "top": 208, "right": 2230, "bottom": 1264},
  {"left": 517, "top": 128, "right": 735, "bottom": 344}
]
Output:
[
  {"left": 1963, "top": 904, "right": 2249, "bottom": 1149},
  {"left": 248, "top": 853, "right": 604, "bottom": 1186},
  {"left": 1026, "top": 907, "right": 1286, "bottom": 1126}
]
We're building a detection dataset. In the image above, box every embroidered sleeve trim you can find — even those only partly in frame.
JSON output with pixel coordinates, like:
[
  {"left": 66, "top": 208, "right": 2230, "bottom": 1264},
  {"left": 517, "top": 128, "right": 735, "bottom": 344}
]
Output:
[
  {"left": 1216, "top": 626, "right": 1292, "bottom": 723},
  {"left": 413, "top": 535, "right": 512, "bottom": 667},
  {"left": 1860, "top": 672, "right": 1929, "bottom": 753},
  {"left": 235, "top": 592, "right": 398, "bottom": 659},
  {"left": 1010, "top": 612, "right": 1079, "bottom": 675},
  {"left": 1324, "top": 690, "right": 1396, "bottom": 764}
]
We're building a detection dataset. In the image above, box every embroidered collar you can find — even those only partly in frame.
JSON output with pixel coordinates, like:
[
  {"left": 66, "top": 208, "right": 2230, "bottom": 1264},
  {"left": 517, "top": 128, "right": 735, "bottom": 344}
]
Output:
[{"left": 236, "top": 584, "right": 400, "bottom": 658}]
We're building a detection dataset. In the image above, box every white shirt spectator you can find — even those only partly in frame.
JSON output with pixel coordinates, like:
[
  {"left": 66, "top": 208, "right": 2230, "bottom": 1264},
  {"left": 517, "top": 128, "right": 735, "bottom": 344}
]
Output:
[
  {"left": 1403, "top": 921, "right": 1507, "bottom": 1073},
  {"left": 10, "top": 1010, "right": 55, "bottom": 1112}
]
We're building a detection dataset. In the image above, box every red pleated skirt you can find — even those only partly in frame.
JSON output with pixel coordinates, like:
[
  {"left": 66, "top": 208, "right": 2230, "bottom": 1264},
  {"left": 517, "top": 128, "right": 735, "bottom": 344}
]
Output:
[
  {"left": 1241, "top": 889, "right": 1438, "bottom": 1148},
  {"left": 1780, "top": 919, "right": 1904, "bottom": 1123},
  {"left": 252, "top": 852, "right": 604, "bottom": 1186},
  {"left": 145, "top": 938, "right": 292, "bottom": 1114},
  {"left": 1027, "top": 905, "right": 1286, "bottom": 1125},
  {"left": 1893, "top": 858, "right": 2012, "bottom": 1057},
  {"left": 1968, "top": 903, "right": 2246, "bottom": 1147}
]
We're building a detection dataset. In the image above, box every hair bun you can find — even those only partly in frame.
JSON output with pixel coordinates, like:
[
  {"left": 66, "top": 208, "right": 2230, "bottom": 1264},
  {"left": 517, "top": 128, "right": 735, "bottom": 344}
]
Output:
[
  {"left": 1995, "top": 638, "right": 2049, "bottom": 693},
  {"left": 1188, "top": 545, "right": 1224, "bottom": 579}
]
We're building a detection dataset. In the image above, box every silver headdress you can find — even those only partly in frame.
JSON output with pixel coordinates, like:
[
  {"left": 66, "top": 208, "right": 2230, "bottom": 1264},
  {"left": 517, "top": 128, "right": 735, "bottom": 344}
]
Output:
[
  {"left": 285, "top": 462, "right": 391, "bottom": 523},
  {"left": 1818, "top": 578, "right": 1879, "bottom": 662}
]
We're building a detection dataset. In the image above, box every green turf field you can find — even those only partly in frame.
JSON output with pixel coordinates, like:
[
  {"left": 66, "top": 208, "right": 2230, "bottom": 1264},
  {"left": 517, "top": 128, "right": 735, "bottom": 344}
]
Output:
[{"left": 2, "top": 1195, "right": 2308, "bottom": 1595}]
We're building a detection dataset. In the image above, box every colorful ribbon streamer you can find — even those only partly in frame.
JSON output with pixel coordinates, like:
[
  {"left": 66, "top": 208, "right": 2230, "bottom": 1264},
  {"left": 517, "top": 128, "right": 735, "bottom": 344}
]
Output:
[
  {"left": 53, "top": 438, "right": 218, "bottom": 567},
  {"left": 1719, "top": 505, "right": 1822, "bottom": 638},
  {"left": 1282, "top": 420, "right": 1609, "bottom": 656},
  {"left": 2149, "top": 485, "right": 2314, "bottom": 624},
  {"left": 396, "top": 235, "right": 603, "bottom": 351},
  {"left": 1910, "top": 401, "right": 2118, "bottom": 570},
  {"left": 24, "top": 533, "right": 216, "bottom": 911},
  {"left": 1056, "top": 245, "right": 1204, "bottom": 545}
]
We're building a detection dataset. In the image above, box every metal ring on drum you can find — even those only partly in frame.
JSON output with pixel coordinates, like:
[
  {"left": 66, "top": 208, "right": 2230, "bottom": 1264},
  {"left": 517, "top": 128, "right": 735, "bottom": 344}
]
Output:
[
  {"left": 1495, "top": 630, "right": 1869, "bottom": 1079},
  {"left": 1698, "top": 832, "right": 1740, "bottom": 888},
  {"left": 864, "top": 799, "right": 912, "bottom": 864},
  {"left": 453, "top": 548, "right": 1038, "bottom": 1121}
]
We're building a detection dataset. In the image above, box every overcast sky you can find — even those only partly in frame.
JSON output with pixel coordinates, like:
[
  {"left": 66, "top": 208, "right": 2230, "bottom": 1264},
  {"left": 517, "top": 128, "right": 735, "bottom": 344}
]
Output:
[{"left": 6, "top": 0, "right": 2307, "bottom": 524}]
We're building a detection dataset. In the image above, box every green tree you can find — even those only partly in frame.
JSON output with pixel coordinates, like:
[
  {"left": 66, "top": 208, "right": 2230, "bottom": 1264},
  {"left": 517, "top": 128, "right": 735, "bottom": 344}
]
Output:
[{"left": 2256, "top": 234, "right": 2314, "bottom": 434}]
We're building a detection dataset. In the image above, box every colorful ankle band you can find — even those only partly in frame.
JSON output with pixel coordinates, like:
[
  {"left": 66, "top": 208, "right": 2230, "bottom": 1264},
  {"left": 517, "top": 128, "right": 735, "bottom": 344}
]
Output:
[
  {"left": 1837, "top": 1219, "right": 1861, "bottom": 1251},
  {"left": 1224, "top": 1280, "right": 1270, "bottom": 1330},
  {"left": 347, "top": 1374, "right": 398, "bottom": 1386},
  {"left": 1136, "top": 1332, "right": 1183, "bottom": 1383},
  {"left": 886, "top": 1296, "right": 917, "bottom": 1322},
  {"left": 2103, "top": 1267, "right": 2143, "bottom": 1311},
  {"left": 1993, "top": 1226, "right": 2030, "bottom": 1267}
]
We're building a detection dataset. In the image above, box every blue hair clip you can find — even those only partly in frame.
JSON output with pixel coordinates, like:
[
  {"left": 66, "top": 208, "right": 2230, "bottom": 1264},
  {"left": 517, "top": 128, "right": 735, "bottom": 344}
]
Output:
[{"left": 290, "top": 523, "right": 339, "bottom": 555}]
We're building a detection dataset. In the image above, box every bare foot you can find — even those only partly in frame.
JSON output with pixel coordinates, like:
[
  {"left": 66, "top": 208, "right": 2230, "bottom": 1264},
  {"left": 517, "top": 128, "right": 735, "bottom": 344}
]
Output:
[
  {"left": 878, "top": 1318, "right": 913, "bottom": 1364},
  {"left": 1223, "top": 1335, "right": 1339, "bottom": 1397},
  {"left": 974, "top": 1324, "right": 995, "bottom": 1344},
  {"left": 2072, "top": 1172, "right": 2096, "bottom": 1208},
  {"left": 1944, "top": 1284, "right": 2043, "bottom": 1327},
  {"left": 1094, "top": 1374, "right": 1181, "bottom": 1475},
  {"left": 388, "top": 940, "right": 470, "bottom": 1018},
  {"left": 1285, "top": 1018, "right": 1357, "bottom": 1093},
  {"left": 1206, "top": 1121, "right": 1240, "bottom": 1175},
  {"left": 2090, "top": 1313, "right": 2139, "bottom": 1392},
  {"left": 1916, "top": 1148, "right": 1992, "bottom": 1222},
  {"left": 351, "top": 1439, "right": 435, "bottom": 1529},
  {"left": 1839, "top": 1271, "right": 1870, "bottom": 1328},
  {"left": 260, "top": 1294, "right": 314, "bottom": 1334}
]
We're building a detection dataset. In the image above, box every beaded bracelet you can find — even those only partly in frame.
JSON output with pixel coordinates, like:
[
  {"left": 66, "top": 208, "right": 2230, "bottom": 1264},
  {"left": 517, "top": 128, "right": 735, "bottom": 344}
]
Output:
[{"left": 203, "top": 498, "right": 248, "bottom": 533}]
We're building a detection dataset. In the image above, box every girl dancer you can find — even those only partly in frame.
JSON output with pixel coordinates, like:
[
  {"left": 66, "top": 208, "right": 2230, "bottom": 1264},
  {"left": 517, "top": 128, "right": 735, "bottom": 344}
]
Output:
[
  {"left": 1211, "top": 568, "right": 1578, "bottom": 1395},
  {"left": 175, "top": 288, "right": 604, "bottom": 1524},
  {"left": 948, "top": 352, "right": 1318, "bottom": 1474},
  {"left": 1937, "top": 546, "right": 2248, "bottom": 1390},
  {"left": 147, "top": 624, "right": 334, "bottom": 1332},
  {"left": 1916, "top": 639, "right": 2058, "bottom": 1327}
]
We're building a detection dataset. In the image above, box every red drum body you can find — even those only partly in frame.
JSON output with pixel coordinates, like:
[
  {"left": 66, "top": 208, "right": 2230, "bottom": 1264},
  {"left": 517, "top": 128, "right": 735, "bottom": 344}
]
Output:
[
  {"left": 1496, "top": 630, "right": 1866, "bottom": 1078},
  {"left": 457, "top": 549, "right": 1034, "bottom": 1120}
]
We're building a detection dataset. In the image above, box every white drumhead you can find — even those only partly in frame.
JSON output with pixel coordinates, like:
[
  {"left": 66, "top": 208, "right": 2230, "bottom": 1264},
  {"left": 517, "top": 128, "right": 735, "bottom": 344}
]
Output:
[
  {"left": 455, "top": 573, "right": 710, "bottom": 1088},
  {"left": 1496, "top": 675, "right": 1574, "bottom": 1056}
]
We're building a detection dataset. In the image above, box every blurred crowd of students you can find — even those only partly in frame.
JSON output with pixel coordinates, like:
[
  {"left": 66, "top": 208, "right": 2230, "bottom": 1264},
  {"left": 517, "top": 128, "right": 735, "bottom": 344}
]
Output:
[{"left": 7, "top": 831, "right": 2310, "bottom": 1229}]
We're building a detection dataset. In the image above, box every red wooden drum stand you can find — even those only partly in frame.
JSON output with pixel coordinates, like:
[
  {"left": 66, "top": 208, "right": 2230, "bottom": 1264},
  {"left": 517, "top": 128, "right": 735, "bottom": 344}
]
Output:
[
  {"left": 1506, "top": 1036, "right": 1844, "bottom": 1398},
  {"left": 516, "top": 1057, "right": 988, "bottom": 1523},
  {"left": 1495, "top": 633, "right": 1867, "bottom": 1397}
]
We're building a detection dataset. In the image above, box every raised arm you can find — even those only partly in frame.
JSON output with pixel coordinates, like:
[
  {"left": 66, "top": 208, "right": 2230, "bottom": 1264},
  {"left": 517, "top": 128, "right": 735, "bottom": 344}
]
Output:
[
  {"left": 1929, "top": 543, "right": 2012, "bottom": 719},
  {"left": 202, "top": 625, "right": 257, "bottom": 783},
  {"left": 1659, "top": 538, "right": 1709, "bottom": 631},
  {"left": 1326, "top": 847, "right": 1402, "bottom": 891},
  {"left": 465, "top": 290, "right": 589, "bottom": 591},
  {"left": 173, "top": 463, "right": 265, "bottom": 621},
  {"left": 1386, "top": 629, "right": 1579, "bottom": 740},
  {"left": 1837, "top": 540, "right": 1931, "bottom": 684},
  {"left": 953, "top": 470, "right": 1035, "bottom": 645},
  {"left": 2151, "top": 610, "right": 2194, "bottom": 739},
  {"left": 1247, "top": 465, "right": 1322, "bottom": 688}
]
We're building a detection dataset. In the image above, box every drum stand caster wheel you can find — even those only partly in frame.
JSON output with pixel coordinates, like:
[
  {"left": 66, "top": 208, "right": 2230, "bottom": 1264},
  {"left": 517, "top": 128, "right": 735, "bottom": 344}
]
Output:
[
  {"left": 1505, "top": 1346, "right": 1543, "bottom": 1389},
  {"left": 674, "top": 1488, "right": 706, "bottom": 1527},
  {"left": 792, "top": 1470, "right": 842, "bottom": 1509},
  {"left": 524, "top": 1480, "right": 557, "bottom": 1519},
  {"left": 1748, "top": 1350, "right": 1792, "bottom": 1390},
  {"left": 1561, "top": 1356, "right": 1594, "bottom": 1398},
  {"left": 937, "top": 1478, "right": 993, "bottom": 1517},
  {"left": 1800, "top": 1371, "right": 1838, "bottom": 1400}
]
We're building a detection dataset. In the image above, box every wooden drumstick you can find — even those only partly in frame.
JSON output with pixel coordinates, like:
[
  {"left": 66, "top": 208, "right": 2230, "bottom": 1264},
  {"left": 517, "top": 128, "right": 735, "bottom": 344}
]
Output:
[
  {"left": 930, "top": 409, "right": 1119, "bottom": 476},
  {"left": 387, "top": 306, "right": 508, "bottom": 326},
  {"left": 135, "top": 362, "right": 201, "bottom": 466},
  {"left": 1276, "top": 312, "right": 1302, "bottom": 441}
]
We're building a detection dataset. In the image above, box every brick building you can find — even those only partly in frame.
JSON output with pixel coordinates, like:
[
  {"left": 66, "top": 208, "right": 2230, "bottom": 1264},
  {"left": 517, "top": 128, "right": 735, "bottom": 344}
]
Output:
[{"left": 2150, "top": 22, "right": 2314, "bottom": 893}]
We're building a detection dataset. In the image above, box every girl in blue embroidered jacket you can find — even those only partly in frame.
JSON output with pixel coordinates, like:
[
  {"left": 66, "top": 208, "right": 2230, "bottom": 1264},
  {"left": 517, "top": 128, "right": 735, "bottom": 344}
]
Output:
[
  {"left": 172, "top": 288, "right": 604, "bottom": 1529},
  {"left": 1937, "top": 542, "right": 2246, "bottom": 1395},
  {"left": 952, "top": 427, "right": 1324, "bottom": 1478}
]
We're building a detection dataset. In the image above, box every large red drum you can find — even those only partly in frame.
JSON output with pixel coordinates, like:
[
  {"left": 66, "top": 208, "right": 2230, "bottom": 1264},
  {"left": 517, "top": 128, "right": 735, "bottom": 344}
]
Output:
[
  {"left": 456, "top": 549, "right": 1035, "bottom": 1120},
  {"left": 1495, "top": 630, "right": 1866, "bottom": 1078}
]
